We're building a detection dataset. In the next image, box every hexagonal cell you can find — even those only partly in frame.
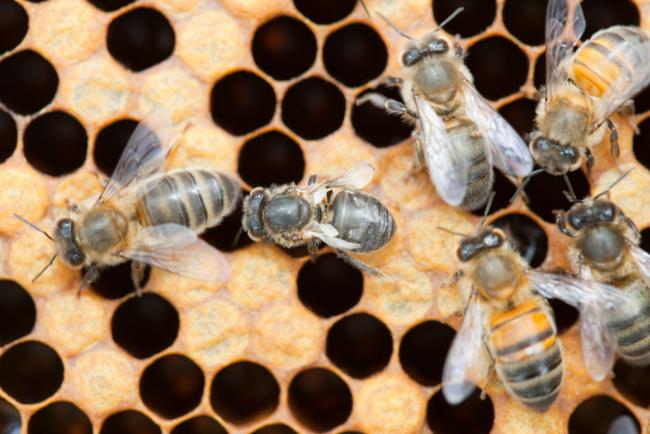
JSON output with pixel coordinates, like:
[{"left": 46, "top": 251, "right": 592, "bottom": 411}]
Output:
[
  {"left": 467, "top": 171, "right": 517, "bottom": 217},
  {"left": 433, "top": 0, "right": 496, "bottom": 38},
  {"left": 251, "top": 423, "right": 298, "bottom": 434},
  {"left": 140, "top": 354, "right": 204, "bottom": 419},
  {"left": 293, "top": 0, "right": 356, "bottom": 25},
  {"left": 297, "top": 253, "right": 363, "bottom": 318},
  {"left": 548, "top": 298, "right": 579, "bottom": 335},
  {"left": 27, "top": 401, "right": 92, "bottom": 434},
  {"left": 93, "top": 119, "right": 139, "bottom": 177},
  {"left": 568, "top": 395, "right": 640, "bottom": 434},
  {"left": 252, "top": 15, "right": 317, "bottom": 80},
  {"left": 399, "top": 320, "right": 455, "bottom": 387},
  {"left": 170, "top": 415, "right": 227, "bottom": 434},
  {"left": 91, "top": 261, "right": 150, "bottom": 299},
  {"left": 0, "top": 341, "right": 64, "bottom": 404},
  {"left": 111, "top": 292, "right": 179, "bottom": 359},
  {"left": 633, "top": 118, "right": 650, "bottom": 171},
  {"left": 352, "top": 85, "right": 412, "bottom": 148},
  {"left": 23, "top": 110, "right": 88, "bottom": 176},
  {"left": 238, "top": 130, "right": 305, "bottom": 187},
  {"left": 426, "top": 389, "right": 494, "bottom": 434},
  {"left": 323, "top": 23, "right": 387, "bottom": 88},
  {"left": 581, "top": 0, "right": 639, "bottom": 40},
  {"left": 107, "top": 7, "right": 175, "bottom": 72},
  {"left": 0, "top": 109, "right": 17, "bottom": 164},
  {"left": 0, "top": 50, "right": 58, "bottom": 115},
  {"left": 88, "top": 0, "right": 134, "bottom": 12},
  {"left": 210, "top": 71, "right": 276, "bottom": 136},
  {"left": 0, "top": 0, "right": 28, "bottom": 55},
  {"left": 100, "top": 410, "right": 161, "bottom": 434},
  {"left": 524, "top": 169, "right": 590, "bottom": 223},
  {"left": 502, "top": 0, "right": 546, "bottom": 45},
  {"left": 0, "top": 279, "right": 35, "bottom": 346},
  {"left": 612, "top": 359, "right": 650, "bottom": 407},
  {"left": 288, "top": 367, "right": 352, "bottom": 432},
  {"left": 210, "top": 361, "right": 280, "bottom": 425},
  {"left": 490, "top": 213, "right": 548, "bottom": 268}
]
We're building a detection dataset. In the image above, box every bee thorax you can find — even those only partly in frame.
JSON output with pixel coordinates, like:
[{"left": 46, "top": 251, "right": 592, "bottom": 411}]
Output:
[
  {"left": 578, "top": 225, "right": 625, "bottom": 267},
  {"left": 264, "top": 194, "right": 311, "bottom": 232},
  {"left": 473, "top": 253, "right": 519, "bottom": 299},
  {"left": 77, "top": 208, "right": 129, "bottom": 255}
]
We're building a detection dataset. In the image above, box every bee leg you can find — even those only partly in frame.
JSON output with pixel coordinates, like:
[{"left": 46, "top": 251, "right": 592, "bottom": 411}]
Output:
[
  {"left": 504, "top": 174, "right": 530, "bottom": 204},
  {"left": 307, "top": 239, "right": 320, "bottom": 262},
  {"left": 445, "top": 270, "right": 464, "bottom": 288},
  {"left": 623, "top": 215, "right": 641, "bottom": 240},
  {"left": 381, "top": 76, "right": 403, "bottom": 88},
  {"left": 606, "top": 119, "right": 620, "bottom": 159},
  {"left": 130, "top": 261, "right": 146, "bottom": 297},
  {"left": 336, "top": 250, "right": 383, "bottom": 277},
  {"left": 585, "top": 148, "right": 595, "bottom": 178},
  {"left": 78, "top": 266, "right": 100, "bottom": 297}
]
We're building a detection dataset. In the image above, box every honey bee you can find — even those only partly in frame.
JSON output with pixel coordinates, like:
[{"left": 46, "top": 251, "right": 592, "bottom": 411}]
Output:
[
  {"left": 17, "top": 110, "right": 241, "bottom": 292},
  {"left": 443, "top": 220, "right": 629, "bottom": 410},
  {"left": 241, "top": 164, "right": 395, "bottom": 274},
  {"left": 358, "top": 8, "right": 533, "bottom": 210},
  {"left": 530, "top": 0, "right": 650, "bottom": 177},
  {"left": 555, "top": 176, "right": 650, "bottom": 369}
]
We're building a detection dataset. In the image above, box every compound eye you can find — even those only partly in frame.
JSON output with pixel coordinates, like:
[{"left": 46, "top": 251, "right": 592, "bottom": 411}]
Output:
[
  {"left": 483, "top": 232, "right": 501, "bottom": 247},
  {"left": 66, "top": 249, "right": 84, "bottom": 267},
  {"left": 402, "top": 48, "right": 422, "bottom": 66},
  {"left": 427, "top": 38, "right": 449, "bottom": 53},
  {"left": 531, "top": 136, "right": 552, "bottom": 152},
  {"left": 602, "top": 203, "right": 616, "bottom": 221},
  {"left": 569, "top": 213, "right": 583, "bottom": 230},
  {"left": 560, "top": 146, "right": 579, "bottom": 163}
]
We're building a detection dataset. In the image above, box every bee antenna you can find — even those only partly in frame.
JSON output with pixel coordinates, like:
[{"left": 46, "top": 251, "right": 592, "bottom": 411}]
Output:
[
  {"left": 509, "top": 168, "right": 544, "bottom": 203},
  {"left": 434, "top": 7, "right": 464, "bottom": 32},
  {"left": 230, "top": 225, "right": 245, "bottom": 250},
  {"left": 359, "top": 0, "right": 371, "bottom": 18},
  {"left": 14, "top": 214, "right": 54, "bottom": 242},
  {"left": 32, "top": 253, "right": 58, "bottom": 282},
  {"left": 562, "top": 174, "right": 577, "bottom": 202},
  {"left": 594, "top": 168, "right": 634, "bottom": 200},
  {"left": 376, "top": 12, "right": 412, "bottom": 40},
  {"left": 478, "top": 191, "right": 496, "bottom": 231},
  {"left": 437, "top": 226, "right": 468, "bottom": 237}
]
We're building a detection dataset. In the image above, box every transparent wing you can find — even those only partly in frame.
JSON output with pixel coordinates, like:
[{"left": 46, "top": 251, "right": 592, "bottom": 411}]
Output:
[
  {"left": 608, "top": 415, "right": 639, "bottom": 434},
  {"left": 305, "top": 223, "right": 361, "bottom": 251},
  {"left": 123, "top": 223, "right": 229, "bottom": 284},
  {"left": 462, "top": 83, "right": 533, "bottom": 177},
  {"left": 442, "top": 294, "right": 489, "bottom": 405},
  {"left": 414, "top": 95, "right": 468, "bottom": 207},
  {"left": 309, "top": 163, "right": 375, "bottom": 203},
  {"left": 594, "top": 37, "right": 650, "bottom": 124},
  {"left": 630, "top": 244, "right": 650, "bottom": 282},
  {"left": 545, "top": 0, "right": 585, "bottom": 94},
  {"left": 98, "top": 108, "right": 178, "bottom": 203}
]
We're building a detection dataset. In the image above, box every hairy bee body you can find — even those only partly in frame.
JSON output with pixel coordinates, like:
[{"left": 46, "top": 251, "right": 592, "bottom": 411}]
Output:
[{"left": 606, "top": 280, "right": 650, "bottom": 365}]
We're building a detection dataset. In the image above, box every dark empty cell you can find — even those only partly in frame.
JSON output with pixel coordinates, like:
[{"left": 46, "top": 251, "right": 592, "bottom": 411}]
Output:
[
  {"left": 282, "top": 76, "right": 345, "bottom": 140},
  {"left": 568, "top": 395, "right": 640, "bottom": 434},
  {"left": 0, "top": 279, "right": 35, "bottom": 346},
  {"left": 498, "top": 98, "right": 537, "bottom": 141},
  {"left": 634, "top": 84, "right": 650, "bottom": 114},
  {"left": 201, "top": 192, "right": 253, "bottom": 252},
  {"left": 633, "top": 118, "right": 650, "bottom": 171},
  {"left": 0, "top": 341, "right": 63, "bottom": 404},
  {"left": 468, "top": 171, "right": 517, "bottom": 217},
  {"left": 140, "top": 354, "right": 204, "bottom": 419},
  {"left": 0, "top": 50, "right": 58, "bottom": 115},
  {"left": 534, "top": 53, "right": 546, "bottom": 90},
  {"left": 100, "top": 410, "right": 161, "bottom": 434},
  {"left": 399, "top": 321, "right": 455, "bottom": 386},
  {"left": 524, "top": 170, "right": 590, "bottom": 223},
  {"left": 323, "top": 23, "right": 387, "bottom": 88},
  {"left": 548, "top": 298, "right": 579, "bottom": 334},
  {"left": 326, "top": 312, "right": 392, "bottom": 378},
  {"left": 613, "top": 360, "right": 650, "bottom": 407},
  {"left": 426, "top": 389, "right": 494, "bottom": 434},
  {"left": 23, "top": 111, "right": 87, "bottom": 176},
  {"left": 88, "top": 0, "right": 134, "bottom": 12},
  {"left": 293, "top": 0, "right": 356, "bottom": 24},
  {"left": 0, "top": 396, "right": 20, "bottom": 434},
  {"left": 112, "top": 292, "right": 179, "bottom": 359},
  {"left": 502, "top": 0, "right": 546, "bottom": 45},
  {"left": 641, "top": 227, "right": 650, "bottom": 253},
  {"left": 490, "top": 213, "right": 548, "bottom": 267},
  {"left": 288, "top": 368, "right": 352, "bottom": 432},
  {"left": 210, "top": 361, "right": 280, "bottom": 425},
  {"left": 107, "top": 7, "right": 175, "bottom": 72},
  {"left": 0, "top": 0, "right": 28, "bottom": 54},
  {"left": 252, "top": 16, "right": 317, "bottom": 80},
  {"left": 352, "top": 85, "right": 412, "bottom": 147},
  {"left": 238, "top": 130, "right": 304, "bottom": 187},
  {"left": 27, "top": 402, "right": 92, "bottom": 434},
  {"left": 465, "top": 37, "right": 528, "bottom": 101},
  {"left": 211, "top": 71, "right": 276, "bottom": 136},
  {"left": 91, "top": 261, "right": 150, "bottom": 299},
  {"left": 433, "top": 0, "right": 496, "bottom": 38},
  {"left": 94, "top": 119, "right": 139, "bottom": 177},
  {"left": 297, "top": 253, "right": 363, "bottom": 317},
  {"left": 0, "top": 110, "right": 16, "bottom": 163},
  {"left": 581, "top": 0, "right": 639, "bottom": 40},
  {"left": 171, "top": 416, "right": 228, "bottom": 434},
  {"left": 250, "top": 424, "right": 297, "bottom": 434}
]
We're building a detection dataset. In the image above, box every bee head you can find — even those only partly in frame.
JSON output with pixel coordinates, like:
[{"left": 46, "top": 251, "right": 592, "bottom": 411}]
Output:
[
  {"left": 54, "top": 218, "right": 85, "bottom": 269},
  {"left": 566, "top": 199, "right": 618, "bottom": 231},
  {"left": 242, "top": 188, "right": 268, "bottom": 241},
  {"left": 457, "top": 228, "right": 504, "bottom": 262},
  {"left": 402, "top": 37, "right": 449, "bottom": 67},
  {"left": 530, "top": 136, "right": 580, "bottom": 176}
]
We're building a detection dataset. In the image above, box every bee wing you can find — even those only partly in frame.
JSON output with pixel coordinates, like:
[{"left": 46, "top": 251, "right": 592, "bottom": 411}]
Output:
[
  {"left": 545, "top": 0, "right": 585, "bottom": 94},
  {"left": 414, "top": 95, "right": 468, "bottom": 207},
  {"left": 594, "top": 37, "right": 650, "bottom": 124},
  {"left": 442, "top": 294, "right": 489, "bottom": 405},
  {"left": 608, "top": 415, "right": 639, "bottom": 434},
  {"left": 462, "top": 83, "right": 533, "bottom": 177},
  {"left": 123, "top": 223, "right": 229, "bottom": 284},
  {"left": 98, "top": 108, "right": 179, "bottom": 203},
  {"left": 309, "top": 163, "right": 375, "bottom": 203},
  {"left": 304, "top": 223, "right": 360, "bottom": 251},
  {"left": 630, "top": 244, "right": 650, "bottom": 281}
]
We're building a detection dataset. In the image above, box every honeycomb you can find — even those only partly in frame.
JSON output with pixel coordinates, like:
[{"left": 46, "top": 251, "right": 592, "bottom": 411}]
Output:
[{"left": 2, "top": 0, "right": 650, "bottom": 432}]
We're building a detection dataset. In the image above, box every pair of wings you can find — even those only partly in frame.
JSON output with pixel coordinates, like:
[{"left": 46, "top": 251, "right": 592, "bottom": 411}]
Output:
[
  {"left": 442, "top": 265, "right": 643, "bottom": 405},
  {"left": 415, "top": 84, "right": 533, "bottom": 208},
  {"left": 96, "top": 110, "right": 232, "bottom": 284},
  {"left": 545, "top": 0, "right": 650, "bottom": 124}
]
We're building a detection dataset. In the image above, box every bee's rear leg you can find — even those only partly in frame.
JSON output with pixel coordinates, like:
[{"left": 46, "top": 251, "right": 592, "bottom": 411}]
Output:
[
  {"left": 307, "top": 239, "right": 320, "bottom": 263},
  {"left": 381, "top": 76, "right": 403, "bottom": 88},
  {"left": 356, "top": 93, "right": 418, "bottom": 119},
  {"left": 130, "top": 261, "right": 146, "bottom": 297},
  {"left": 336, "top": 250, "right": 384, "bottom": 277},
  {"left": 585, "top": 147, "right": 595, "bottom": 179},
  {"left": 505, "top": 174, "right": 530, "bottom": 204},
  {"left": 606, "top": 119, "right": 620, "bottom": 159},
  {"left": 78, "top": 266, "right": 100, "bottom": 297}
]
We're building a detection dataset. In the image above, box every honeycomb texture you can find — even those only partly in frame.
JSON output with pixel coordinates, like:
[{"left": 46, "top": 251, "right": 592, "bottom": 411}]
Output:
[{"left": 1, "top": 0, "right": 650, "bottom": 433}]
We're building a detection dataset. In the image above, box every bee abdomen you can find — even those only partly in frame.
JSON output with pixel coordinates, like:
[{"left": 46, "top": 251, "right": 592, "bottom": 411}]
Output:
[
  {"left": 136, "top": 169, "right": 241, "bottom": 233},
  {"left": 328, "top": 191, "right": 395, "bottom": 252},
  {"left": 490, "top": 301, "right": 562, "bottom": 411},
  {"left": 608, "top": 298, "right": 650, "bottom": 365},
  {"left": 574, "top": 25, "right": 650, "bottom": 97}
]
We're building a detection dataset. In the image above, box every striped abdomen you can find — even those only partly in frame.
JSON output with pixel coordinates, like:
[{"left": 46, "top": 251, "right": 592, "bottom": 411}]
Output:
[
  {"left": 606, "top": 279, "right": 650, "bottom": 365},
  {"left": 489, "top": 299, "right": 563, "bottom": 411},
  {"left": 445, "top": 117, "right": 493, "bottom": 211},
  {"left": 136, "top": 169, "right": 241, "bottom": 234},
  {"left": 573, "top": 25, "right": 650, "bottom": 97}
]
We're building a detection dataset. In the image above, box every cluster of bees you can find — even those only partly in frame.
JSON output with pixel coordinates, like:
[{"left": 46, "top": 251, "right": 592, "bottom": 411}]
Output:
[{"left": 13, "top": 0, "right": 650, "bottom": 422}]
